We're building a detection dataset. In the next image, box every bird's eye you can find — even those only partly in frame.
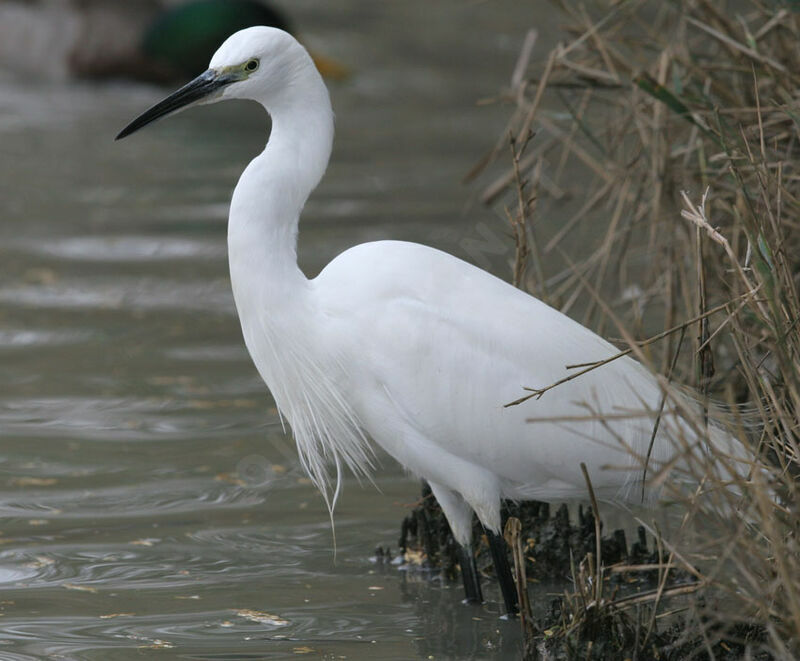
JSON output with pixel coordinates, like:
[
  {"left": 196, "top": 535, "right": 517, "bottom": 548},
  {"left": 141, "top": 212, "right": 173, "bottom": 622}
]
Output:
[{"left": 245, "top": 59, "right": 260, "bottom": 72}]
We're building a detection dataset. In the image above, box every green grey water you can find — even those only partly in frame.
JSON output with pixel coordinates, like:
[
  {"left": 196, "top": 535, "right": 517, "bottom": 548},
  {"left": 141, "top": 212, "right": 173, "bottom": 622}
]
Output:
[{"left": 0, "top": 2, "right": 566, "bottom": 658}]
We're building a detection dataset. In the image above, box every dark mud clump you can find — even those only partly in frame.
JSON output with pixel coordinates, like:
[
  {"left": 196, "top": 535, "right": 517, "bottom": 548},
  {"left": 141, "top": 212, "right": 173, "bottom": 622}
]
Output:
[
  {"left": 390, "top": 483, "right": 772, "bottom": 660},
  {"left": 396, "top": 483, "right": 677, "bottom": 588}
]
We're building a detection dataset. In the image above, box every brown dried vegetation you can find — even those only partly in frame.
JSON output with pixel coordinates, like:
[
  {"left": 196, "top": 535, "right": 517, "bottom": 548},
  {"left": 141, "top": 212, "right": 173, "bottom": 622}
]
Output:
[{"left": 468, "top": 1, "right": 800, "bottom": 657}]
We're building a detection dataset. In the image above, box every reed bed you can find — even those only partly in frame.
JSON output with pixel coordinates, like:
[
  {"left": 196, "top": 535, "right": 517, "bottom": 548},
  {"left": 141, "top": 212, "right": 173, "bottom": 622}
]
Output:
[{"left": 469, "top": 1, "right": 800, "bottom": 657}]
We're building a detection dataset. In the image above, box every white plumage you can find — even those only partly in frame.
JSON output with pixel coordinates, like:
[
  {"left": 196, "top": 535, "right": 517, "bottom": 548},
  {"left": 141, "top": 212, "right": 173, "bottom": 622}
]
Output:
[{"left": 118, "top": 27, "right": 743, "bottom": 575}]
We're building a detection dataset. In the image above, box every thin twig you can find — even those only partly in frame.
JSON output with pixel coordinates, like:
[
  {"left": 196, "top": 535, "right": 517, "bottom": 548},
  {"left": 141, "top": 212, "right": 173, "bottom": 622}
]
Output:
[{"left": 505, "top": 292, "right": 757, "bottom": 407}]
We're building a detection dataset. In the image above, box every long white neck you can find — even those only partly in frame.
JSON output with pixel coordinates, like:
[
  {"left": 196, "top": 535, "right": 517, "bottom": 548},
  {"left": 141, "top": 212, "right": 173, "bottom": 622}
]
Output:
[
  {"left": 227, "top": 63, "right": 334, "bottom": 314},
  {"left": 225, "top": 61, "right": 369, "bottom": 509}
]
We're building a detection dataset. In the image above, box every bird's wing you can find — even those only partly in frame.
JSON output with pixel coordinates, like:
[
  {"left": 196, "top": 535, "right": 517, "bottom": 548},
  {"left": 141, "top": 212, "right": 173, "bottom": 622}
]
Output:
[{"left": 313, "top": 240, "right": 682, "bottom": 500}]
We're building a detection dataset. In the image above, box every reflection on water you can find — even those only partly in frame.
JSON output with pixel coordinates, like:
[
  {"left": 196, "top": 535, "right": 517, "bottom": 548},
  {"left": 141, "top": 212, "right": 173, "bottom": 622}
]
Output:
[{"left": 0, "top": 0, "right": 554, "bottom": 657}]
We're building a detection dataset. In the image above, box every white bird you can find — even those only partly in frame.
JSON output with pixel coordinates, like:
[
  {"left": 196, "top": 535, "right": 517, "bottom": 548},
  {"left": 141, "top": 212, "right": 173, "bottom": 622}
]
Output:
[{"left": 117, "top": 27, "right": 745, "bottom": 614}]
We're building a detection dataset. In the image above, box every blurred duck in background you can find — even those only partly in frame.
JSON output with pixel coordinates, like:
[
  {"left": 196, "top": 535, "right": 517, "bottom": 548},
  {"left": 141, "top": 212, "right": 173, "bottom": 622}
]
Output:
[{"left": 0, "top": 0, "right": 348, "bottom": 82}]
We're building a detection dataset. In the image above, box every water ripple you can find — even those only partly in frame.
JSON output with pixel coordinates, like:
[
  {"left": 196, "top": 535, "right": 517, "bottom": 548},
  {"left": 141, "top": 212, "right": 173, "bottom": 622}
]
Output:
[
  {"left": 0, "top": 610, "right": 402, "bottom": 659},
  {"left": 0, "top": 396, "right": 272, "bottom": 441},
  {"left": 14, "top": 236, "right": 226, "bottom": 262},
  {"left": 0, "top": 328, "right": 94, "bottom": 349},
  {"left": 0, "top": 478, "right": 273, "bottom": 520},
  {"left": 0, "top": 277, "right": 235, "bottom": 314}
]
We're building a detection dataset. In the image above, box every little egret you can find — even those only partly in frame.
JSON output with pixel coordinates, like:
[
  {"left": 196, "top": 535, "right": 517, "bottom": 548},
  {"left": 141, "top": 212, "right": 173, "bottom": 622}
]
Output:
[{"left": 117, "top": 27, "right": 744, "bottom": 615}]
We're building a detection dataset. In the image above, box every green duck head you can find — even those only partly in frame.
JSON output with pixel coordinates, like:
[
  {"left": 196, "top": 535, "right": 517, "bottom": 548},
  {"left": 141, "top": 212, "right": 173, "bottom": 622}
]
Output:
[{"left": 141, "top": 0, "right": 292, "bottom": 80}]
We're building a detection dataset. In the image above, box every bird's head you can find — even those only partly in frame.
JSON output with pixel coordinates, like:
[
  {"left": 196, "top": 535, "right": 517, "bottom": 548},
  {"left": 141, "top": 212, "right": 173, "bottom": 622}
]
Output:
[{"left": 116, "top": 26, "right": 312, "bottom": 140}]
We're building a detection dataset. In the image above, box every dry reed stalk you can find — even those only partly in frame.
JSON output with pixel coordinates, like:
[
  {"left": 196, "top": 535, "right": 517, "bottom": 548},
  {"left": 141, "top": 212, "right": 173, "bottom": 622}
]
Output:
[{"left": 474, "top": 0, "right": 800, "bottom": 657}]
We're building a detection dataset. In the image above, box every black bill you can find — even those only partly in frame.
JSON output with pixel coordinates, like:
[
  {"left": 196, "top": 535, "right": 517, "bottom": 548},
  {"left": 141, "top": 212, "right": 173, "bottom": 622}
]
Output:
[{"left": 116, "top": 69, "right": 236, "bottom": 140}]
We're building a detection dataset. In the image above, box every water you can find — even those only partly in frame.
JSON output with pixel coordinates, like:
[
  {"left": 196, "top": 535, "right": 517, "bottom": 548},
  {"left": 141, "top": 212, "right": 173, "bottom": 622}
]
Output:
[{"left": 0, "top": 1, "right": 562, "bottom": 658}]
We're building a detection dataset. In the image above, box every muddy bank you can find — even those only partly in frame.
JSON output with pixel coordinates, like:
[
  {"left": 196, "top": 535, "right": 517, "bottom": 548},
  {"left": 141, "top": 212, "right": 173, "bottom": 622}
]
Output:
[{"left": 380, "top": 484, "right": 770, "bottom": 660}]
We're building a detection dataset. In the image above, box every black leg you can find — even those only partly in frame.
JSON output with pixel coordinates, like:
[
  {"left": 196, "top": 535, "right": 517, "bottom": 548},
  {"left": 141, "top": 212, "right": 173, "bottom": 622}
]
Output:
[
  {"left": 457, "top": 544, "right": 483, "bottom": 604},
  {"left": 487, "top": 530, "right": 519, "bottom": 616}
]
